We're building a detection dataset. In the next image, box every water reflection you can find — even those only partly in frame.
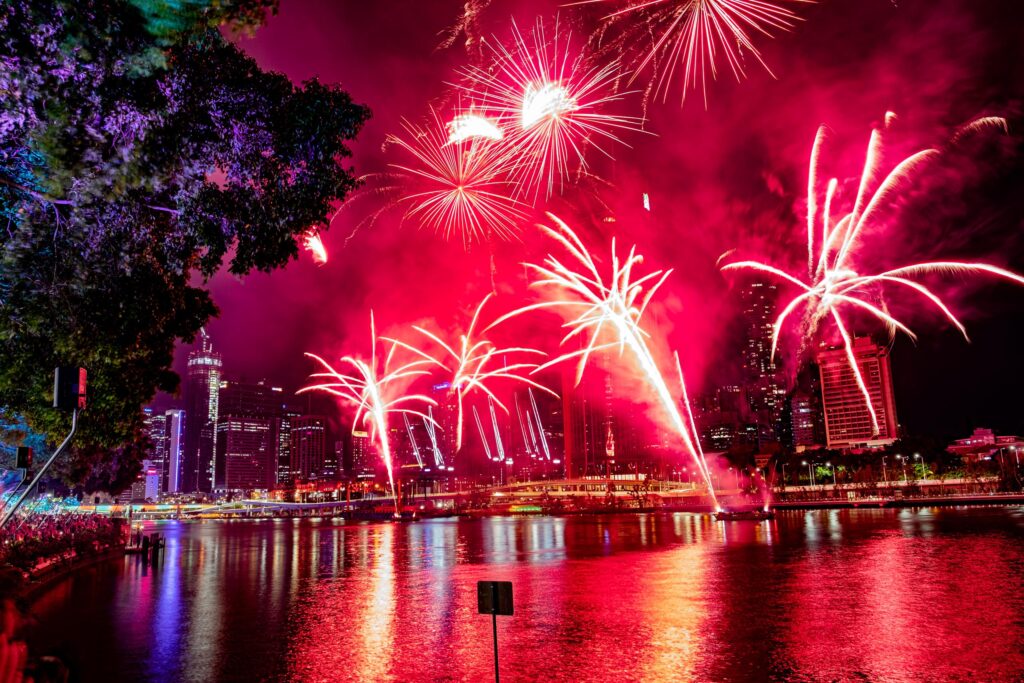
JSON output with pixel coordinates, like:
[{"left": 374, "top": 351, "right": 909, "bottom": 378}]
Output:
[{"left": 25, "top": 508, "right": 1024, "bottom": 682}]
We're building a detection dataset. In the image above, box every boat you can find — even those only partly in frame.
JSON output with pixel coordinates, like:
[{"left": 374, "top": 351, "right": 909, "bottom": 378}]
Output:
[{"left": 715, "top": 508, "right": 775, "bottom": 521}]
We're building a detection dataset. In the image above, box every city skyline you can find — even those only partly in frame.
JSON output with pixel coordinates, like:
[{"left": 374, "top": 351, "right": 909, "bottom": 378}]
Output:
[{"left": 160, "top": 0, "right": 1024, "bottom": 448}]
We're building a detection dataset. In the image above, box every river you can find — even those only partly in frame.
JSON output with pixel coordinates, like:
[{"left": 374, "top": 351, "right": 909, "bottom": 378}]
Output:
[{"left": 26, "top": 507, "right": 1024, "bottom": 682}]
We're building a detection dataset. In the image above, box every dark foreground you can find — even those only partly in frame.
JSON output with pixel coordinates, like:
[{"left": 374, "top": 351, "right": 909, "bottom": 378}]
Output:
[{"left": 26, "top": 508, "right": 1024, "bottom": 682}]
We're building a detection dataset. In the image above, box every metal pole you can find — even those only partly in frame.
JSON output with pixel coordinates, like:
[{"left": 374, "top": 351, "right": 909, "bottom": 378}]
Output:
[
  {"left": 491, "top": 583, "right": 500, "bottom": 683},
  {"left": 1, "top": 409, "right": 78, "bottom": 528}
]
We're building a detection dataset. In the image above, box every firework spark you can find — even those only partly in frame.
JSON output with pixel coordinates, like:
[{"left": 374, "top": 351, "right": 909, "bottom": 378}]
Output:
[
  {"left": 447, "top": 112, "right": 504, "bottom": 144},
  {"left": 493, "top": 214, "right": 720, "bottom": 510},
  {"left": 721, "top": 115, "right": 1024, "bottom": 434},
  {"left": 387, "top": 293, "right": 555, "bottom": 455},
  {"left": 299, "top": 314, "right": 438, "bottom": 515},
  {"left": 302, "top": 229, "right": 328, "bottom": 265},
  {"left": 577, "top": 0, "right": 809, "bottom": 107},
  {"left": 388, "top": 108, "right": 527, "bottom": 246},
  {"left": 455, "top": 19, "right": 646, "bottom": 202}
]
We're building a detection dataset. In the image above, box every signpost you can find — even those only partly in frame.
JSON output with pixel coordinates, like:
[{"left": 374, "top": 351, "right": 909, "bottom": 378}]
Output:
[{"left": 477, "top": 581, "right": 513, "bottom": 682}]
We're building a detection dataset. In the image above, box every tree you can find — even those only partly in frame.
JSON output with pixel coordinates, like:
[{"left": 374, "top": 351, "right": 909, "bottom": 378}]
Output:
[{"left": 0, "top": 0, "right": 369, "bottom": 491}]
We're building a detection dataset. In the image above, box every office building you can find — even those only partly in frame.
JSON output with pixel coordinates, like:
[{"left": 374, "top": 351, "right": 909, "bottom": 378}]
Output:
[
  {"left": 291, "top": 415, "right": 327, "bottom": 481},
  {"left": 817, "top": 337, "right": 898, "bottom": 449}
]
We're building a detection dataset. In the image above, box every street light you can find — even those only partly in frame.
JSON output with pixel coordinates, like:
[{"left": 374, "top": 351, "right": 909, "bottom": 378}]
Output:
[
  {"left": 802, "top": 460, "right": 814, "bottom": 486},
  {"left": 826, "top": 461, "right": 837, "bottom": 486},
  {"left": 896, "top": 454, "right": 907, "bottom": 482},
  {"left": 913, "top": 453, "right": 924, "bottom": 481},
  {"left": 881, "top": 455, "right": 888, "bottom": 483}
]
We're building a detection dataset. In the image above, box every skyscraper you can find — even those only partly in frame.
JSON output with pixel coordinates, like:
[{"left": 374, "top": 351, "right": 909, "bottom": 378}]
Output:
[
  {"left": 738, "top": 280, "right": 787, "bottom": 446},
  {"left": 216, "top": 417, "right": 274, "bottom": 490},
  {"left": 790, "top": 365, "right": 825, "bottom": 449},
  {"left": 216, "top": 379, "right": 283, "bottom": 490},
  {"left": 277, "top": 407, "right": 301, "bottom": 485},
  {"left": 817, "top": 337, "right": 898, "bottom": 449},
  {"left": 165, "top": 409, "right": 186, "bottom": 494},
  {"left": 183, "top": 330, "right": 222, "bottom": 493},
  {"left": 290, "top": 415, "right": 327, "bottom": 481},
  {"left": 350, "top": 429, "right": 374, "bottom": 479},
  {"left": 143, "top": 408, "right": 168, "bottom": 497}
]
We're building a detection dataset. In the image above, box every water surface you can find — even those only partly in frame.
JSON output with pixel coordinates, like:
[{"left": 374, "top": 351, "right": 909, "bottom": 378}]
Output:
[{"left": 27, "top": 508, "right": 1024, "bottom": 682}]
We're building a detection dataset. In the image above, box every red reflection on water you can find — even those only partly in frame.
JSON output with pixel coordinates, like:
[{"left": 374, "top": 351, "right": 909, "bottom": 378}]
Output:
[{"left": 22, "top": 509, "right": 1024, "bottom": 683}]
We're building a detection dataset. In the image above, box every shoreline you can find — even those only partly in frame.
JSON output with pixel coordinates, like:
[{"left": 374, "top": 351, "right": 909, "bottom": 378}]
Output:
[
  {"left": 5, "top": 544, "right": 126, "bottom": 605},
  {"left": 144, "top": 493, "right": 1024, "bottom": 522}
]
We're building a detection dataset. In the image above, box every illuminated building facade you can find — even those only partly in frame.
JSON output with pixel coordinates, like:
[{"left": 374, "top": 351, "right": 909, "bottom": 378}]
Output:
[
  {"left": 291, "top": 415, "right": 327, "bottom": 481},
  {"left": 165, "top": 409, "right": 186, "bottom": 494},
  {"left": 817, "top": 337, "right": 898, "bottom": 449},
  {"left": 277, "top": 407, "right": 301, "bottom": 485},
  {"left": 216, "top": 379, "right": 284, "bottom": 490},
  {"left": 143, "top": 407, "right": 168, "bottom": 497},
  {"left": 790, "top": 366, "right": 826, "bottom": 450},
  {"left": 183, "top": 330, "right": 222, "bottom": 493},
  {"left": 350, "top": 429, "right": 374, "bottom": 479},
  {"left": 738, "top": 280, "right": 787, "bottom": 446},
  {"left": 216, "top": 417, "right": 274, "bottom": 490}
]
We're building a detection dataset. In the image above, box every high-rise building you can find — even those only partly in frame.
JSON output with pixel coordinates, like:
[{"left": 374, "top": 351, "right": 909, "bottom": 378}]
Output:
[
  {"left": 562, "top": 367, "right": 604, "bottom": 479},
  {"left": 216, "top": 417, "right": 274, "bottom": 490},
  {"left": 143, "top": 408, "right": 168, "bottom": 498},
  {"left": 183, "top": 330, "right": 221, "bottom": 493},
  {"left": 291, "top": 415, "right": 327, "bottom": 481},
  {"left": 350, "top": 429, "right": 374, "bottom": 479},
  {"left": 165, "top": 409, "right": 186, "bottom": 494},
  {"left": 216, "top": 379, "right": 283, "bottom": 491},
  {"left": 277, "top": 407, "right": 301, "bottom": 485},
  {"left": 738, "top": 280, "right": 787, "bottom": 446},
  {"left": 817, "top": 337, "right": 898, "bottom": 449},
  {"left": 790, "top": 365, "right": 825, "bottom": 449}
]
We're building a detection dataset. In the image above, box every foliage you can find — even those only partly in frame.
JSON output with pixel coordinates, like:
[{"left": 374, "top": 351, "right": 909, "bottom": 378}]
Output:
[{"left": 0, "top": 0, "right": 369, "bottom": 491}]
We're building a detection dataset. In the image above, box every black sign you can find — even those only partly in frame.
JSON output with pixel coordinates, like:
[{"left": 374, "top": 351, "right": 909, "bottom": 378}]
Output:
[
  {"left": 53, "top": 367, "right": 87, "bottom": 411},
  {"left": 477, "top": 581, "right": 513, "bottom": 616}
]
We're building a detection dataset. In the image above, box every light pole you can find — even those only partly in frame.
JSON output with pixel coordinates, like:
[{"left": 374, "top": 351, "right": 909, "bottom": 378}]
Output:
[
  {"left": 881, "top": 455, "right": 888, "bottom": 484},
  {"left": 781, "top": 463, "right": 788, "bottom": 491},
  {"left": 913, "top": 453, "right": 924, "bottom": 481},
  {"left": 896, "top": 454, "right": 907, "bottom": 482},
  {"left": 826, "top": 461, "right": 837, "bottom": 486},
  {"left": 802, "top": 460, "right": 814, "bottom": 486}
]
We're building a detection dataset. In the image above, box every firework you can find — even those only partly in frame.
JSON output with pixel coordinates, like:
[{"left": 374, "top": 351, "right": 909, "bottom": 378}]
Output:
[
  {"left": 299, "top": 314, "right": 438, "bottom": 515},
  {"left": 492, "top": 214, "right": 720, "bottom": 510},
  {"left": 386, "top": 293, "right": 555, "bottom": 455},
  {"left": 302, "top": 229, "right": 328, "bottom": 265},
  {"left": 454, "top": 18, "right": 646, "bottom": 201},
  {"left": 447, "top": 112, "right": 504, "bottom": 144},
  {"left": 578, "top": 0, "right": 809, "bottom": 107},
  {"left": 437, "top": 0, "right": 494, "bottom": 61},
  {"left": 388, "top": 108, "right": 527, "bottom": 246},
  {"left": 721, "top": 115, "right": 1024, "bottom": 434}
]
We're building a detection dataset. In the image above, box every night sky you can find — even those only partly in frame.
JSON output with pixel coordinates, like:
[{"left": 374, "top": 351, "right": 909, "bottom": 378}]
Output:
[{"left": 161, "top": 0, "right": 1024, "bottom": 442}]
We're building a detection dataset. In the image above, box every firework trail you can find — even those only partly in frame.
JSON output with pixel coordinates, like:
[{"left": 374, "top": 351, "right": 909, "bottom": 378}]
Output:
[
  {"left": 437, "top": 0, "right": 494, "bottom": 62},
  {"left": 574, "top": 0, "right": 809, "bottom": 108},
  {"left": 387, "top": 108, "right": 528, "bottom": 247},
  {"left": 386, "top": 293, "right": 556, "bottom": 456},
  {"left": 299, "top": 314, "right": 438, "bottom": 515},
  {"left": 302, "top": 229, "right": 328, "bottom": 265},
  {"left": 454, "top": 18, "right": 646, "bottom": 202},
  {"left": 720, "top": 114, "right": 1024, "bottom": 434},
  {"left": 492, "top": 214, "right": 720, "bottom": 510}
]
